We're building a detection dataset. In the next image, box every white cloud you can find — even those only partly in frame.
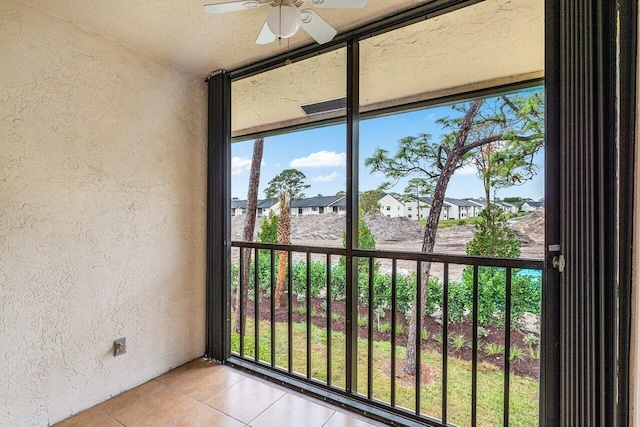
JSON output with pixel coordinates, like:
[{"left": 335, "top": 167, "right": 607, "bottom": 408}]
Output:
[
  {"left": 311, "top": 172, "right": 341, "bottom": 183},
  {"left": 290, "top": 150, "right": 346, "bottom": 168},
  {"left": 454, "top": 163, "right": 477, "bottom": 176},
  {"left": 231, "top": 157, "right": 252, "bottom": 175}
]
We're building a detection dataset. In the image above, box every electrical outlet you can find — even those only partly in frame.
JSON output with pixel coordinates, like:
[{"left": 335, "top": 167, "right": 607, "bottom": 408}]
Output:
[{"left": 114, "top": 337, "right": 126, "bottom": 357}]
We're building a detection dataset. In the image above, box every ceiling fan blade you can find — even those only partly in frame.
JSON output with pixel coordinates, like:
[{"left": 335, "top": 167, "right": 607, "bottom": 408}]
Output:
[
  {"left": 256, "top": 21, "right": 277, "bottom": 44},
  {"left": 204, "top": 0, "right": 268, "bottom": 14},
  {"left": 300, "top": 9, "right": 337, "bottom": 44},
  {"left": 308, "top": 0, "right": 366, "bottom": 8}
]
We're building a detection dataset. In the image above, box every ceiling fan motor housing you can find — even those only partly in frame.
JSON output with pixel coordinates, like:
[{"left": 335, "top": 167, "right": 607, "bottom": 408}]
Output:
[{"left": 266, "top": 2, "right": 302, "bottom": 38}]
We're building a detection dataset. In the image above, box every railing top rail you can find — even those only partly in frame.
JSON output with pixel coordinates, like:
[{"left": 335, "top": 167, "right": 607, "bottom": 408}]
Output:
[
  {"left": 231, "top": 240, "right": 346, "bottom": 255},
  {"left": 231, "top": 240, "right": 545, "bottom": 270}
]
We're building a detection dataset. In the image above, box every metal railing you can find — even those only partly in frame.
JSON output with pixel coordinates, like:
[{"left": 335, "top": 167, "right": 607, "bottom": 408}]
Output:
[{"left": 229, "top": 241, "right": 543, "bottom": 426}]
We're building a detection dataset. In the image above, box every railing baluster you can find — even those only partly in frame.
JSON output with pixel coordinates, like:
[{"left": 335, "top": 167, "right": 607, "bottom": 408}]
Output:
[
  {"left": 391, "top": 259, "right": 397, "bottom": 407},
  {"left": 270, "top": 248, "right": 275, "bottom": 368},
  {"left": 471, "top": 264, "right": 479, "bottom": 427},
  {"left": 415, "top": 260, "right": 422, "bottom": 416},
  {"left": 255, "top": 247, "right": 260, "bottom": 363},
  {"left": 368, "top": 256, "right": 374, "bottom": 400},
  {"left": 288, "top": 250, "right": 293, "bottom": 373},
  {"left": 306, "top": 251, "right": 312, "bottom": 379},
  {"left": 504, "top": 267, "right": 513, "bottom": 427},
  {"left": 228, "top": 242, "right": 543, "bottom": 426},
  {"left": 239, "top": 248, "right": 245, "bottom": 357},
  {"left": 442, "top": 262, "right": 449, "bottom": 424},
  {"left": 327, "top": 254, "right": 332, "bottom": 387}
]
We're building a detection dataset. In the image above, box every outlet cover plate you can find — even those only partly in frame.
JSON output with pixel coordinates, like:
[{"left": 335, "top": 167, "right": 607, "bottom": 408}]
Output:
[{"left": 114, "top": 337, "right": 126, "bottom": 357}]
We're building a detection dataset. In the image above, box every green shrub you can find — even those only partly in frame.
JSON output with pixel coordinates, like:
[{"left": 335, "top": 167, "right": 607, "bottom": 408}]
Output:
[
  {"left": 258, "top": 211, "right": 278, "bottom": 243},
  {"left": 291, "top": 261, "right": 327, "bottom": 298},
  {"left": 379, "top": 322, "right": 391, "bottom": 333}
]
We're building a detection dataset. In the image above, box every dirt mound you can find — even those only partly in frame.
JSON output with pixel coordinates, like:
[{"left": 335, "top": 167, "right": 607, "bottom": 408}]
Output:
[
  {"left": 512, "top": 208, "right": 545, "bottom": 243},
  {"left": 364, "top": 215, "right": 424, "bottom": 242},
  {"left": 232, "top": 213, "right": 425, "bottom": 242},
  {"left": 291, "top": 213, "right": 345, "bottom": 241}
]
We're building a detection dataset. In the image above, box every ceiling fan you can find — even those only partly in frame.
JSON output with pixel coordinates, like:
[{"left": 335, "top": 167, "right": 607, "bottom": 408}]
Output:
[{"left": 203, "top": 0, "right": 367, "bottom": 45}]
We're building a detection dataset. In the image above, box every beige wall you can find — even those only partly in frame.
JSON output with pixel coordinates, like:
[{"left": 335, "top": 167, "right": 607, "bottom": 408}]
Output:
[{"left": 0, "top": 1, "right": 207, "bottom": 425}]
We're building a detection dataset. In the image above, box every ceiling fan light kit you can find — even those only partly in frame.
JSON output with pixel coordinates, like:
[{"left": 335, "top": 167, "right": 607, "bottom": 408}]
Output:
[
  {"left": 266, "top": 4, "right": 301, "bottom": 39},
  {"left": 203, "top": 0, "right": 367, "bottom": 45}
]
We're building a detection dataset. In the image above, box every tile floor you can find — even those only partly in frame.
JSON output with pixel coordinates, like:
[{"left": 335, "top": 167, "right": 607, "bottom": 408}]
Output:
[{"left": 54, "top": 358, "right": 383, "bottom": 427}]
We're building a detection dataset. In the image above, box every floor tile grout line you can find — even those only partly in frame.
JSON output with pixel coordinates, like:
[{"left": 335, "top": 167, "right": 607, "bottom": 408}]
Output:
[
  {"left": 245, "top": 391, "right": 288, "bottom": 425},
  {"left": 320, "top": 411, "right": 338, "bottom": 427},
  {"left": 166, "top": 402, "right": 208, "bottom": 427},
  {"left": 164, "top": 372, "right": 245, "bottom": 404},
  {"left": 95, "top": 407, "right": 124, "bottom": 426},
  {"left": 202, "top": 376, "right": 288, "bottom": 425}
]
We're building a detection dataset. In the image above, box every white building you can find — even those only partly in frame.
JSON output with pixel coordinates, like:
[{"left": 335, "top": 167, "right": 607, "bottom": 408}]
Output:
[
  {"left": 444, "top": 198, "right": 481, "bottom": 219},
  {"left": 404, "top": 197, "right": 451, "bottom": 220},
  {"left": 291, "top": 195, "right": 346, "bottom": 216},
  {"left": 378, "top": 193, "right": 405, "bottom": 217},
  {"left": 493, "top": 200, "right": 519, "bottom": 214},
  {"left": 522, "top": 200, "right": 545, "bottom": 212},
  {"left": 467, "top": 199, "right": 487, "bottom": 217}
]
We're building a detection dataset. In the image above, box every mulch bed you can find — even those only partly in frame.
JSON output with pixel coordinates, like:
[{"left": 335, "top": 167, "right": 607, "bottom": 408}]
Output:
[{"left": 234, "top": 292, "right": 540, "bottom": 380}]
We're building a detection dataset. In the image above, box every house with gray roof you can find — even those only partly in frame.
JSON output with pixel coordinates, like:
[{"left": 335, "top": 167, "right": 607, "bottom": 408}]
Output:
[
  {"left": 522, "top": 200, "right": 545, "bottom": 212},
  {"left": 291, "top": 195, "right": 346, "bottom": 216}
]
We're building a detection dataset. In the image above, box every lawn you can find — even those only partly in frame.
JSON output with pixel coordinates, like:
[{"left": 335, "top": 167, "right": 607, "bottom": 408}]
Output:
[
  {"left": 233, "top": 317, "right": 539, "bottom": 427},
  {"left": 418, "top": 212, "right": 529, "bottom": 229}
]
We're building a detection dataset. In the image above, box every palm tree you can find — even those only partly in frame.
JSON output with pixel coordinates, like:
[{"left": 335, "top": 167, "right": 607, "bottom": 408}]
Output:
[{"left": 274, "top": 191, "right": 290, "bottom": 307}]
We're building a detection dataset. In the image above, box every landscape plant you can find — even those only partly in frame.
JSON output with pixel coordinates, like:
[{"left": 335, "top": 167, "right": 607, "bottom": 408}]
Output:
[
  {"left": 484, "top": 343, "right": 505, "bottom": 356},
  {"left": 264, "top": 168, "right": 309, "bottom": 308}
]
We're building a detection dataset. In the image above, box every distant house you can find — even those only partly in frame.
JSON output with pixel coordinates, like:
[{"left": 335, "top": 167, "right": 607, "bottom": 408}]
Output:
[
  {"left": 231, "top": 199, "right": 246, "bottom": 217},
  {"left": 494, "top": 201, "right": 519, "bottom": 214},
  {"left": 521, "top": 201, "right": 545, "bottom": 212},
  {"left": 291, "top": 195, "right": 346, "bottom": 216},
  {"left": 257, "top": 199, "right": 278, "bottom": 218},
  {"left": 404, "top": 196, "right": 450, "bottom": 221},
  {"left": 330, "top": 197, "right": 347, "bottom": 214},
  {"left": 231, "top": 199, "right": 278, "bottom": 217},
  {"left": 444, "top": 198, "right": 480, "bottom": 219},
  {"left": 467, "top": 199, "right": 487, "bottom": 217},
  {"left": 378, "top": 193, "right": 405, "bottom": 218},
  {"left": 403, "top": 197, "right": 430, "bottom": 220}
]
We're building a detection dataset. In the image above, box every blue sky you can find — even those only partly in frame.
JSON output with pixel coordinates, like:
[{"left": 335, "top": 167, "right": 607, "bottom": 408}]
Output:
[{"left": 231, "top": 103, "right": 545, "bottom": 201}]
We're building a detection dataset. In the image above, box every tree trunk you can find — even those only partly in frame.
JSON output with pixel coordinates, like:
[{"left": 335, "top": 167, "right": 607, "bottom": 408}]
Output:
[
  {"left": 234, "top": 138, "right": 264, "bottom": 334},
  {"left": 484, "top": 179, "right": 491, "bottom": 207},
  {"left": 274, "top": 191, "right": 290, "bottom": 308},
  {"left": 403, "top": 101, "right": 483, "bottom": 376}
]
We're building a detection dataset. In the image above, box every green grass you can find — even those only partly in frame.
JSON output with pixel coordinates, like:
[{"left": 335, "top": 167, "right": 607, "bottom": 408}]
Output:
[
  {"left": 232, "top": 317, "right": 539, "bottom": 427},
  {"left": 418, "top": 211, "right": 530, "bottom": 228}
]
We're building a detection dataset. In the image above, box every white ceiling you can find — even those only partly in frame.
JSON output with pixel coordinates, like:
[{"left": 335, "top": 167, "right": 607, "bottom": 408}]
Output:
[{"left": 22, "top": 0, "right": 435, "bottom": 77}]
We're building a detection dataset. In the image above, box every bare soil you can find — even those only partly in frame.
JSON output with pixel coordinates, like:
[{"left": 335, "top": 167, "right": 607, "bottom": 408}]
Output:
[{"left": 232, "top": 209, "right": 545, "bottom": 281}]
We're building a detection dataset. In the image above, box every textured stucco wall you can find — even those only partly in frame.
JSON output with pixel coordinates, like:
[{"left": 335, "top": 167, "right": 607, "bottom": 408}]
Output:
[{"left": 0, "top": 1, "right": 207, "bottom": 425}]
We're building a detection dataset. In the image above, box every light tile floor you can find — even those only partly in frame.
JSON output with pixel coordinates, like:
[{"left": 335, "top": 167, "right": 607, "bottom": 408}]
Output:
[{"left": 55, "top": 358, "right": 384, "bottom": 427}]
